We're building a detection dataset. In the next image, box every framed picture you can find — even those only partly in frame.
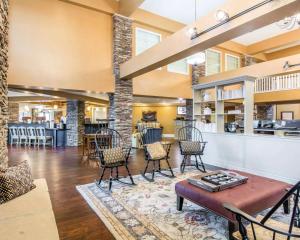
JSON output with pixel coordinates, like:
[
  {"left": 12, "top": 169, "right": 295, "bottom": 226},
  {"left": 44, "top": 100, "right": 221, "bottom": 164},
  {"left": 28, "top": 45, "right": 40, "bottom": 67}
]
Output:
[
  {"left": 281, "top": 111, "right": 294, "bottom": 120},
  {"left": 177, "top": 106, "right": 186, "bottom": 115}
]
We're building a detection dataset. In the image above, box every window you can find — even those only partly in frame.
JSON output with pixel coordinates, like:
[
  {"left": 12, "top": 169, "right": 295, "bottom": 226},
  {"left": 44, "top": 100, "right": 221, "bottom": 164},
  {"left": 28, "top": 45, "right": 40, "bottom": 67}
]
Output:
[
  {"left": 225, "top": 54, "right": 240, "bottom": 71},
  {"left": 135, "top": 28, "right": 161, "bottom": 55},
  {"left": 167, "top": 59, "right": 189, "bottom": 75},
  {"left": 205, "top": 49, "right": 221, "bottom": 76}
]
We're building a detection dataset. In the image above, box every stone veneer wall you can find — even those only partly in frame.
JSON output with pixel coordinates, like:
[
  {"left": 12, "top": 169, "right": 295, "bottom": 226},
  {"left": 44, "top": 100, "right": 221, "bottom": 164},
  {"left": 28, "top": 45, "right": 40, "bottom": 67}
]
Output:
[
  {"left": 108, "top": 93, "right": 115, "bottom": 129},
  {"left": 186, "top": 63, "right": 206, "bottom": 121},
  {"left": 0, "top": 0, "right": 9, "bottom": 168},
  {"left": 66, "top": 100, "right": 85, "bottom": 146},
  {"left": 191, "top": 63, "right": 205, "bottom": 86},
  {"left": 8, "top": 102, "right": 19, "bottom": 123},
  {"left": 112, "top": 14, "right": 133, "bottom": 147},
  {"left": 241, "top": 55, "right": 260, "bottom": 67},
  {"left": 256, "top": 104, "right": 274, "bottom": 120}
]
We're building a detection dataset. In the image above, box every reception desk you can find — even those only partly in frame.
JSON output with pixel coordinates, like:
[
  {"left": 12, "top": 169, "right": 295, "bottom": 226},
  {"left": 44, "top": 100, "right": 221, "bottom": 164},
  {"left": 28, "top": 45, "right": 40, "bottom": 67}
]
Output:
[{"left": 201, "top": 132, "right": 299, "bottom": 184}]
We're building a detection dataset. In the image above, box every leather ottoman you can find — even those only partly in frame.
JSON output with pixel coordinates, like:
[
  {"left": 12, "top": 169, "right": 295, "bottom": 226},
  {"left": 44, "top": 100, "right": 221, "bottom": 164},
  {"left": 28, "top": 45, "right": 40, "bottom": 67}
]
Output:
[{"left": 175, "top": 171, "right": 291, "bottom": 238}]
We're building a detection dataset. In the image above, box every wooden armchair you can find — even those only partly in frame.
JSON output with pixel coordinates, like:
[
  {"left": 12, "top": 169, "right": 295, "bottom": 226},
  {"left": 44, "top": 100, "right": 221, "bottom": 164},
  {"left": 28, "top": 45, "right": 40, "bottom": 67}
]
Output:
[
  {"left": 224, "top": 181, "right": 300, "bottom": 240},
  {"left": 178, "top": 126, "right": 207, "bottom": 173}
]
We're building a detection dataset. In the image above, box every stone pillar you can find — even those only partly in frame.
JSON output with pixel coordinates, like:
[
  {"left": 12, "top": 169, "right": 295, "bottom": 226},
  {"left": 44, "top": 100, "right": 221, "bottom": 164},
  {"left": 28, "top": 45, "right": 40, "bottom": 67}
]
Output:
[
  {"left": 0, "top": 0, "right": 9, "bottom": 168},
  {"left": 112, "top": 14, "right": 133, "bottom": 147},
  {"left": 8, "top": 102, "right": 19, "bottom": 123},
  {"left": 241, "top": 55, "right": 260, "bottom": 67},
  {"left": 185, "top": 99, "right": 193, "bottom": 121},
  {"left": 66, "top": 100, "right": 85, "bottom": 146},
  {"left": 186, "top": 62, "right": 206, "bottom": 122},
  {"left": 256, "top": 104, "right": 274, "bottom": 120},
  {"left": 108, "top": 93, "right": 115, "bottom": 129},
  {"left": 191, "top": 63, "right": 205, "bottom": 85}
]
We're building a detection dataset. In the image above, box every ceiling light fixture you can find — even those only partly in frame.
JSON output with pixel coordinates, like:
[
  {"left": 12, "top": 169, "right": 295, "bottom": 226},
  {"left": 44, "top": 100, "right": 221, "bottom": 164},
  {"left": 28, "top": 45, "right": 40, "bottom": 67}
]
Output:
[
  {"left": 191, "top": 0, "right": 273, "bottom": 40},
  {"left": 283, "top": 61, "right": 300, "bottom": 71},
  {"left": 187, "top": 0, "right": 199, "bottom": 38},
  {"left": 187, "top": 52, "right": 206, "bottom": 65},
  {"left": 277, "top": 13, "right": 300, "bottom": 30},
  {"left": 215, "top": 10, "right": 229, "bottom": 22}
]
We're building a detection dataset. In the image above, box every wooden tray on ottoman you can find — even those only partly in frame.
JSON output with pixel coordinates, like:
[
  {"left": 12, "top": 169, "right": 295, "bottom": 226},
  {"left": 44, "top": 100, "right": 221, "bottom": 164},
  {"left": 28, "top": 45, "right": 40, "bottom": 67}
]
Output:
[{"left": 187, "top": 170, "right": 248, "bottom": 192}]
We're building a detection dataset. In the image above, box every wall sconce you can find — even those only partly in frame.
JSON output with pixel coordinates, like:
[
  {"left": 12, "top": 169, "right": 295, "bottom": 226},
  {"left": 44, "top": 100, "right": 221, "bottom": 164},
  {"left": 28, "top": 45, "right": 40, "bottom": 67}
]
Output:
[{"left": 283, "top": 61, "right": 300, "bottom": 71}]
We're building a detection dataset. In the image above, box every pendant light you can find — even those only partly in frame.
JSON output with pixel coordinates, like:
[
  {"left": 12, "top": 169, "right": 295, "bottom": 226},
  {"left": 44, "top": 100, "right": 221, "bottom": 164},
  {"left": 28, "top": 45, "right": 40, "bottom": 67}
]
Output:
[{"left": 187, "top": 0, "right": 206, "bottom": 66}]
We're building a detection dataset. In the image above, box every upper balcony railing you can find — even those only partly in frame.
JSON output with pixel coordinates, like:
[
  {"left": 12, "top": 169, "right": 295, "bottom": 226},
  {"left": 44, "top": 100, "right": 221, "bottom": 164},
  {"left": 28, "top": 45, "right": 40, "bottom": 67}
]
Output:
[{"left": 255, "top": 72, "right": 300, "bottom": 93}]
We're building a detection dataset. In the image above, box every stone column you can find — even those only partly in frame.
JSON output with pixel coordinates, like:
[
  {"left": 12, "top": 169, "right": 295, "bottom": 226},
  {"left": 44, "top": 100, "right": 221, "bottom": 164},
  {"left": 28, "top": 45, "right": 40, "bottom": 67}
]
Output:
[
  {"left": 112, "top": 14, "right": 133, "bottom": 147},
  {"left": 8, "top": 102, "right": 19, "bottom": 123},
  {"left": 0, "top": 0, "right": 9, "bottom": 168},
  {"left": 108, "top": 93, "right": 115, "bottom": 129},
  {"left": 241, "top": 55, "right": 260, "bottom": 67},
  {"left": 66, "top": 100, "right": 85, "bottom": 146},
  {"left": 191, "top": 63, "right": 205, "bottom": 86},
  {"left": 186, "top": 63, "right": 206, "bottom": 121},
  {"left": 185, "top": 99, "right": 193, "bottom": 121},
  {"left": 256, "top": 104, "right": 274, "bottom": 120}
]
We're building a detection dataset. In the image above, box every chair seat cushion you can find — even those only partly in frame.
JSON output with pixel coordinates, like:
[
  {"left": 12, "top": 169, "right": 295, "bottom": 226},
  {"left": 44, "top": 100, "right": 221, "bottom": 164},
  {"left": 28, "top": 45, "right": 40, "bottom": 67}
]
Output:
[
  {"left": 0, "top": 161, "right": 36, "bottom": 204},
  {"left": 146, "top": 142, "right": 166, "bottom": 160},
  {"left": 180, "top": 141, "right": 202, "bottom": 154},
  {"left": 103, "top": 147, "right": 125, "bottom": 164},
  {"left": 233, "top": 216, "right": 300, "bottom": 240}
]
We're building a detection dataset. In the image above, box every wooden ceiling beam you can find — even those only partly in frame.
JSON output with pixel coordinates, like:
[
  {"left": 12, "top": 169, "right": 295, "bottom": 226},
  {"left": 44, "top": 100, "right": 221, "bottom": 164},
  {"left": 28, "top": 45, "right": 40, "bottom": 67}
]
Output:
[
  {"left": 120, "top": 0, "right": 300, "bottom": 80},
  {"left": 9, "top": 87, "right": 108, "bottom": 105},
  {"left": 118, "top": 0, "right": 144, "bottom": 17},
  {"left": 247, "top": 28, "right": 300, "bottom": 55}
]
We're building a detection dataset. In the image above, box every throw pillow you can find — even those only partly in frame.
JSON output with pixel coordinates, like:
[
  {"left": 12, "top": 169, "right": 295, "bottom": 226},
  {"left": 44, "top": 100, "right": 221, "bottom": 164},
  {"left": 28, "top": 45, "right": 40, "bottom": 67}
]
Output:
[
  {"left": 103, "top": 147, "right": 125, "bottom": 164},
  {"left": 146, "top": 142, "right": 166, "bottom": 160},
  {"left": 0, "top": 161, "right": 36, "bottom": 204},
  {"left": 180, "top": 141, "right": 202, "bottom": 153}
]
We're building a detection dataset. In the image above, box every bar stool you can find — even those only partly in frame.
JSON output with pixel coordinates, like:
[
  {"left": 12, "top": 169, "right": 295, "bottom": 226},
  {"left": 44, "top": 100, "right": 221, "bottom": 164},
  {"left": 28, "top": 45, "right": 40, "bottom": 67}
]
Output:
[
  {"left": 18, "top": 126, "right": 28, "bottom": 146},
  {"left": 27, "top": 127, "right": 37, "bottom": 146},
  {"left": 36, "top": 127, "right": 53, "bottom": 147},
  {"left": 9, "top": 126, "right": 19, "bottom": 146}
]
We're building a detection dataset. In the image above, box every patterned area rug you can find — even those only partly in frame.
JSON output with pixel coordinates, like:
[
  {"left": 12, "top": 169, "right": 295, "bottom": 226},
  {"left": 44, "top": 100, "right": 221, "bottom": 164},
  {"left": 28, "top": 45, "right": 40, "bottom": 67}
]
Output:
[{"left": 76, "top": 168, "right": 290, "bottom": 240}]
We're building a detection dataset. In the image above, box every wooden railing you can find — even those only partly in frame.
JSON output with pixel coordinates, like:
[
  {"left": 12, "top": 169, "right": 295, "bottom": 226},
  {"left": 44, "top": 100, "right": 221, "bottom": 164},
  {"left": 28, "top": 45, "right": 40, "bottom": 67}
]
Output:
[{"left": 255, "top": 72, "right": 300, "bottom": 93}]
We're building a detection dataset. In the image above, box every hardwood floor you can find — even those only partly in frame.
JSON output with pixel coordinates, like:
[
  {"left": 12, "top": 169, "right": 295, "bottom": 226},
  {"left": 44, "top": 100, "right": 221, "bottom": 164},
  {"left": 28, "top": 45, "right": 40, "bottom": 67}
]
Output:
[{"left": 8, "top": 143, "right": 189, "bottom": 240}]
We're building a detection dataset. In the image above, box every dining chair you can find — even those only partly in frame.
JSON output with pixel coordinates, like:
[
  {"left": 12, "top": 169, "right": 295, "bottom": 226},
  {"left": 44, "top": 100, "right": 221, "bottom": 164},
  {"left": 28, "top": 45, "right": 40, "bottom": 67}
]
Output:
[
  {"left": 95, "top": 128, "right": 135, "bottom": 192},
  {"left": 9, "top": 126, "right": 19, "bottom": 146},
  {"left": 26, "top": 127, "right": 37, "bottom": 146},
  {"left": 36, "top": 127, "right": 53, "bottom": 147},
  {"left": 18, "top": 126, "right": 28, "bottom": 146},
  {"left": 177, "top": 126, "right": 207, "bottom": 173},
  {"left": 140, "top": 128, "right": 174, "bottom": 182}
]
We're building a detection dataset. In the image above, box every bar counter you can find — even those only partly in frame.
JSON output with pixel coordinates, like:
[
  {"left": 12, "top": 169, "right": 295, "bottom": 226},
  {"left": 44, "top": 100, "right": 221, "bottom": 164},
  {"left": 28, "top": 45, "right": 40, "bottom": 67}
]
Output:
[{"left": 8, "top": 123, "right": 68, "bottom": 148}]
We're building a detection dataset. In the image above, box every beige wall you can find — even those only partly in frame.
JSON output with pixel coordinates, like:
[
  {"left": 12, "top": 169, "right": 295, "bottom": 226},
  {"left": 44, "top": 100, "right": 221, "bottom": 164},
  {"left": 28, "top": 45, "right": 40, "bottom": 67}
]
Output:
[
  {"left": 8, "top": 0, "right": 114, "bottom": 92},
  {"left": 132, "top": 105, "right": 179, "bottom": 134},
  {"left": 276, "top": 103, "right": 300, "bottom": 120},
  {"left": 7, "top": 0, "right": 193, "bottom": 99}
]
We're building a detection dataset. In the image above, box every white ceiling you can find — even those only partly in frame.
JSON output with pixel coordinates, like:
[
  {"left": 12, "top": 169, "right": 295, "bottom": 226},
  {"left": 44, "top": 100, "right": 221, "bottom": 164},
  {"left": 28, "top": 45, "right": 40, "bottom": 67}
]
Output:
[
  {"left": 233, "top": 21, "right": 299, "bottom": 45},
  {"left": 140, "top": 1, "right": 300, "bottom": 46},
  {"left": 140, "top": 0, "right": 226, "bottom": 24}
]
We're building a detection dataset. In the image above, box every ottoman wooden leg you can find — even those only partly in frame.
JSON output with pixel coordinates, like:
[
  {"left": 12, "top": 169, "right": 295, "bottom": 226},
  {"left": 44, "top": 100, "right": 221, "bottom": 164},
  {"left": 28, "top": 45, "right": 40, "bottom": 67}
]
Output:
[
  {"left": 228, "top": 221, "right": 238, "bottom": 240},
  {"left": 177, "top": 195, "right": 184, "bottom": 211}
]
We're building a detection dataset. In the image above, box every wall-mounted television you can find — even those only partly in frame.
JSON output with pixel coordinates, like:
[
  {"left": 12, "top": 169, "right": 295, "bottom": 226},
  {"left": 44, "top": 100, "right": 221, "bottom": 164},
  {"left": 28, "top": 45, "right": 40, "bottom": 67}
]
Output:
[{"left": 177, "top": 106, "right": 186, "bottom": 115}]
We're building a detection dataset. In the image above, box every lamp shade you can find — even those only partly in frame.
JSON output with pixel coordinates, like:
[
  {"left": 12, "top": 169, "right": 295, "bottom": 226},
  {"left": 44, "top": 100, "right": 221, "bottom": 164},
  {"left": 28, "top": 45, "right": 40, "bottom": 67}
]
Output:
[{"left": 187, "top": 52, "right": 206, "bottom": 65}]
